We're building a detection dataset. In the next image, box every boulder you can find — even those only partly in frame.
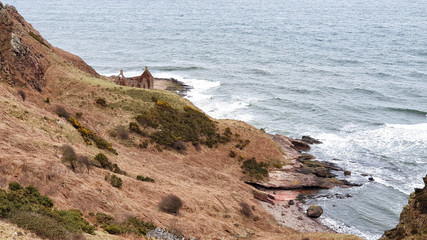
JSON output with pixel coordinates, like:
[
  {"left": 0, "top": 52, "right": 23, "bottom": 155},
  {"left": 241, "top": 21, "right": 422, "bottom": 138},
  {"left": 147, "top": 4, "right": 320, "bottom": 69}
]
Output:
[
  {"left": 314, "top": 167, "right": 328, "bottom": 178},
  {"left": 307, "top": 205, "right": 323, "bottom": 218},
  {"left": 344, "top": 171, "right": 351, "bottom": 176},
  {"left": 302, "top": 136, "right": 322, "bottom": 144},
  {"left": 290, "top": 139, "right": 310, "bottom": 151}
]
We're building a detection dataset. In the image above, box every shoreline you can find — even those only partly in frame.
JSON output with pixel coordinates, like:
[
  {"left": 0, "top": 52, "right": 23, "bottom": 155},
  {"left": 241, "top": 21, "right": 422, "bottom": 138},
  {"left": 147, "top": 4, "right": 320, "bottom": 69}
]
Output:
[{"left": 252, "top": 134, "right": 358, "bottom": 234}]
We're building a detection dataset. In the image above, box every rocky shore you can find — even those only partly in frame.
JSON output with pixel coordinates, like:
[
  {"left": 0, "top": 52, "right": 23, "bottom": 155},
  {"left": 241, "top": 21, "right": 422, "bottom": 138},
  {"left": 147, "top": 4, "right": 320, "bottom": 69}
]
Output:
[{"left": 249, "top": 134, "right": 358, "bottom": 233}]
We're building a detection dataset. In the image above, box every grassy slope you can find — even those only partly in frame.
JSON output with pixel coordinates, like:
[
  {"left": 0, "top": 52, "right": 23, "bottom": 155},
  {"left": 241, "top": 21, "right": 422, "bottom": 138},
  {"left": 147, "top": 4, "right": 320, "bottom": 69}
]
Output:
[{"left": 0, "top": 4, "right": 361, "bottom": 240}]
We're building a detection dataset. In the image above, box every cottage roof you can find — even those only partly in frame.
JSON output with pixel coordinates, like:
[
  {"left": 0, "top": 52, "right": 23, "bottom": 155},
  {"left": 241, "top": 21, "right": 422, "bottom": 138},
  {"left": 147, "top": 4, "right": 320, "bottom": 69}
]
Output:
[{"left": 141, "top": 66, "right": 153, "bottom": 79}]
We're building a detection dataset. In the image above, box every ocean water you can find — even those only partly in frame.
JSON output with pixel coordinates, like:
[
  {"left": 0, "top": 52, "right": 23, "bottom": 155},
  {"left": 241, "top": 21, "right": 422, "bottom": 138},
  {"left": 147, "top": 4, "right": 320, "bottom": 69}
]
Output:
[{"left": 4, "top": 0, "right": 427, "bottom": 239}]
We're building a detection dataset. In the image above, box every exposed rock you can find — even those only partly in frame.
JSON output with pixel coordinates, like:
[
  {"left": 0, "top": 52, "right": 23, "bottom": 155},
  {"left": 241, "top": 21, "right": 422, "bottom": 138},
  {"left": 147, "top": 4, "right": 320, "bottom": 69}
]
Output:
[
  {"left": 369, "top": 177, "right": 375, "bottom": 181},
  {"left": 288, "top": 200, "right": 295, "bottom": 205},
  {"left": 314, "top": 167, "right": 328, "bottom": 178},
  {"left": 302, "top": 136, "right": 322, "bottom": 144},
  {"left": 344, "top": 171, "right": 352, "bottom": 176},
  {"left": 307, "top": 205, "right": 323, "bottom": 218},
  {"left": 146, "top": 227, "right": 193, "bottom": 240},
  {"left": 290, "top": 139, "right": 311, "bottom": 151},
  {"left": 381, "top": 175, "right": 427, "bottom": 239},
  {"left": 257, "top": 171, "right": 346, "bottom": 190},
  {"left": 269, "top": 134, "right": 301, "bottom": 160},
  {"left": 253, "top": 190, "right": 275, "bottom": 205}
]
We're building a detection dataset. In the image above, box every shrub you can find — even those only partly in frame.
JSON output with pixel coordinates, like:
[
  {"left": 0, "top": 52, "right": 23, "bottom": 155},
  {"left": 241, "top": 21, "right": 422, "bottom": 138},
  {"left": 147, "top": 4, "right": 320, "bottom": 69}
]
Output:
[
  {"left": 159, "top": 195, "right": 183, "bottom": 215},
  {"left": 67, "top": 117, "right": 117, "bottom": 154},
  {"left": 173, "top": 140, "right": 186, "bottom": 151},
  {"left": 241, "top": 158, "right": 269, "bottom": 180},
  {"left": 114, "top": 126, "right": 129, "bottom": 140},
  {"left": 136, "top": 175, "right": 155, "bottom": 183},
  {"left": 139, "top": 140, "right": 149, "bottom": 149},
  {"left": 17, "top": 90, "right": 26, "bottom": 101},
  {"left": 77, "top": 155, "right": 91, "bottom": 173},
  {"left": 129, "top": 122, "right": 143, "bottom": 135},
  {"left": 104, "top": 224, "right": 122, "bottom": 234},
  {"left": 110, "top": 175, "right": 122, "bottom": 188},
  {"left": 75, "top": 112, "right": 83, "bottom": 118},
  {"left": 95, "top": 98, "right": 107, "bottom": 107},
  {"left": 96, "top": 212, "right": 114, "bottom": 225},
  {"left": 0, "top": 183, "right": 93, "bottom": 239},
  {"left": 55, "top": 106, "right": 70, "bottom": 119},
  {"left": 94, "top": 153, "right": 112, "bottom": 170},
  {"left": 135, "top": 101, "right": 227, "bottom": 148},
  {"left": 9, "top": 182, "right": 23, "bottom": 191},
  {"left": 229, "top": 150, "right": 236, "bottom": 158},
  {"left": 239, "top": 202, "right": 253, "bottom": 218},
  {"left": 235, "top": 139, "right": 251, "bottom": 150},
  {"left": 10, "top": 211, "right": 72, "bottom": 240},
  {"left": 61, "top": 145, "right": 77, "bottom": 171}
]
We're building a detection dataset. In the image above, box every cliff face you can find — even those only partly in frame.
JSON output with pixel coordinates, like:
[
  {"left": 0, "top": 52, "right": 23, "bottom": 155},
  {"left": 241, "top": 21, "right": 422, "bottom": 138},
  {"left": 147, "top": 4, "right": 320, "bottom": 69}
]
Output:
[
  {"left": 0, "top": 2, "right": 98, "bottom": 91},
  {"left": 381, "top": 175, "right": 427, "bottom": 240}
]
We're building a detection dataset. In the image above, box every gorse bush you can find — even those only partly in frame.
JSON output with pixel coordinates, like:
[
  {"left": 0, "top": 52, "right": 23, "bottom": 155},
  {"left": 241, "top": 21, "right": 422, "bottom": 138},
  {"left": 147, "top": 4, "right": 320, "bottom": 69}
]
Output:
[
  {"left": 241, "top": 157, "right": 269, "bottom": 181},
  {"left": 0, "top": 182, "right": 93, "bottom": 239},
  {"left": 94, "top": 153, "right": 125, "bottom": 175},
  {"left": 135, "top": 100, "right": 230, "bottom": 148},
  {"left": 68, "top": 117, "right": 117, "bottom": 154},
  {"left": 136, "top": 175, "right": 155, "bottom": 183},
  {"left": 95, "top": 213, "right": 155, "bottom": 236},
  {"left": 110, "top": 175, "right": 122, "bottom": 188},
  {"left": 158, "top": 195, "right": 183, "bottom": 215},
  {"left": 95, "top": 97, "right": 107, "bottom": 107}
]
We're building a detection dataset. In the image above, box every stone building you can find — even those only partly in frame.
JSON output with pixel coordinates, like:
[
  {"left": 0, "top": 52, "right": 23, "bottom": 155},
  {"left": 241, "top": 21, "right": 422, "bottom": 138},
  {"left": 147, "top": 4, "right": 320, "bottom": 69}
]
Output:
[{"left": 115, "top": 66, "right": 154, "bottom": 89}]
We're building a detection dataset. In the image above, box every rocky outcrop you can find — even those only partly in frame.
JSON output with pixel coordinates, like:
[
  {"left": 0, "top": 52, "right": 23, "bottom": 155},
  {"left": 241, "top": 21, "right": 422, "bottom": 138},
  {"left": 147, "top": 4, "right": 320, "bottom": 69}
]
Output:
[
  {"left": 381, "top": 175, "right": 427, "bottom": 240},
  {"left": 0, "top": 3, "right": 98, "bottom": 91}
]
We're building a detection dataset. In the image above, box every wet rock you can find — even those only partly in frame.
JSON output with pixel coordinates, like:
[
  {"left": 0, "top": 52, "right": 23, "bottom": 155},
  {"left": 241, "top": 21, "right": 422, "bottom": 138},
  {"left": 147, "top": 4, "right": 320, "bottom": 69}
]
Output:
[
  {"left": 369, "top": 177, "right": 375, "bottom": 181},
  {"left": 290, "top": 139, "right": 310, "bottom": 151},
  {"left": 288, "top": 200, "right": 295, "bottom": 205},
  {"left": 314, "top": 167, "right": 328, "bottom": 178},
  {"left": 302, "top": 136, "right": 322, "bottom": 144},
  {"left": 307, "top": 205, "right": 323, "bottom": 218},
  {"left": 344, "top": 171, "right": 351, "bottom": 176}
]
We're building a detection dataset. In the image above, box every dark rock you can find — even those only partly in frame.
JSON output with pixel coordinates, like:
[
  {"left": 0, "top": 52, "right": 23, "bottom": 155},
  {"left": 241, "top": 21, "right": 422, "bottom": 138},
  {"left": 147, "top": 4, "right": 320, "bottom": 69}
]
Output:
[
  {"left": 344, "top": 171, "right": 351, "bottom": 176},
  {"left": 290, "top": 139, "right": 311, "bottom": 151},
  {"left": 302, "top": 136, "right": 322, "bottom": 144},
  {"left": 314, "top": 167, "right": 328, "bottom": 178},
  {"left": 369, "top": 177, "right": 375, "bottom": 181},
  {"left": 288, "top": 200, "right": 295, "bottom": 205},
  {"left": 361, "top": 173, "right": 369, "bottom": 177},
  {"left": 307, "top": 205, "right": 323, "bottom": 218},
  {"left": 253, "top": 191, "right": 274, "bottom": 205}
]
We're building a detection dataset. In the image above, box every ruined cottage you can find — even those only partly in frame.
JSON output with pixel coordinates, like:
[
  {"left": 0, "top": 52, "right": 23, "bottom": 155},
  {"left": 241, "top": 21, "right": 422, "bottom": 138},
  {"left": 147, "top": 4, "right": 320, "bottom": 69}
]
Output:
[{"left": 114, "top": 66, "right": 154, "bottom": 89}]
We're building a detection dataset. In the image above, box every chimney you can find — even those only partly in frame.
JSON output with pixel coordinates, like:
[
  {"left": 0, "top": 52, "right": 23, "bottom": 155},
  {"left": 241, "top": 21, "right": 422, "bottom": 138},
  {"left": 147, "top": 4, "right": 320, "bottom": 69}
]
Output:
[
  {"left": 120, "top": 69, "right": 123, "bottom": 75},
  {"left": 145, "top": 66, "right": 148, "bottom": 71}
]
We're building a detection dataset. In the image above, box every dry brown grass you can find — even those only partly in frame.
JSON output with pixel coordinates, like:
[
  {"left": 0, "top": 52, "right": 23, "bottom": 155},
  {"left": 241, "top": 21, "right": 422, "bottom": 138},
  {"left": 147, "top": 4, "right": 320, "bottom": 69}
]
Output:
[{"left": 0, "top": 6, "right": 362, "bottom": 239}]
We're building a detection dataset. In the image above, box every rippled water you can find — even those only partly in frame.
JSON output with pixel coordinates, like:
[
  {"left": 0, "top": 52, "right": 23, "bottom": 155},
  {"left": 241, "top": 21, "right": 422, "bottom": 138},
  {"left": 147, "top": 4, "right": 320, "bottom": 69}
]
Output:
[{"left": 5, "top": 0, "right": 427, "bottom": 239}]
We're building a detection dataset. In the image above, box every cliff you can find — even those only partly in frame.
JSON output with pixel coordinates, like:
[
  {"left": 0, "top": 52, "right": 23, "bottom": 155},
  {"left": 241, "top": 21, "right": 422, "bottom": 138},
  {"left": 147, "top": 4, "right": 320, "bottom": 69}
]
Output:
[
  {"left": 0, "top": 2, "right": 361, "bottom": 240},
  {"left": 381, "top": 175, "right": 427, "bottom": 240}
]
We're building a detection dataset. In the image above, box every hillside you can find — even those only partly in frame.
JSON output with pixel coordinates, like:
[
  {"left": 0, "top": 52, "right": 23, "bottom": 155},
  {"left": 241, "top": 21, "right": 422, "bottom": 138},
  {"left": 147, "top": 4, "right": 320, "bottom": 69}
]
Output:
[{"left": 0, "top": 2, "right": 361, "bottom": 240}]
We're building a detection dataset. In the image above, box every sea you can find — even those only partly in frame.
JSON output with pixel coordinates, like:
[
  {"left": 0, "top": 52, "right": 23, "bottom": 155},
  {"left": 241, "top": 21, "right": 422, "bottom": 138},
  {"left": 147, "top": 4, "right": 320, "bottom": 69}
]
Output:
[{"left": 4, "top": 0, "right": 426, "bottom": 239}]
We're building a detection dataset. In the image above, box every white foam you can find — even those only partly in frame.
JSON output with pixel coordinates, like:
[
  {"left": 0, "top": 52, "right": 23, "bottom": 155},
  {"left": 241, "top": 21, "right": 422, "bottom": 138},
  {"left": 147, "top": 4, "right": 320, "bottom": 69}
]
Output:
[{"left": 320, "top": 217, "right": 380, "bottom": 240}]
